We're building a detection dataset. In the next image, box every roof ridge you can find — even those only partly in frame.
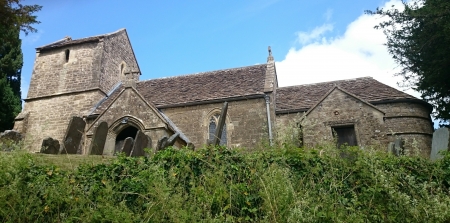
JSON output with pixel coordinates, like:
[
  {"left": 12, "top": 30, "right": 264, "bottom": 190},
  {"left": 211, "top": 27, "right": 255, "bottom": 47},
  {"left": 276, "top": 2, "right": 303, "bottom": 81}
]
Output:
[
  {"left": 36, "top": 28, "right": 126, "bottom": 50},
  {"left": 138, "top": 64, "right": 267, "bottom": 83},
  {"left": 277, "top": 76, "right": 374, "bottom": 89}
]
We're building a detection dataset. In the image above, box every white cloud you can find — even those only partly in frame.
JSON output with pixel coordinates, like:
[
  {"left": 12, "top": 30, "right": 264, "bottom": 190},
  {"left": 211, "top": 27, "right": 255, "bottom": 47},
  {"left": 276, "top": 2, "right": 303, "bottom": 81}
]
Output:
[
  {"left": 275, "top": 0, "right": 417, "bottom": 96},
  {"left": 324, "top": 9, "right": 333, "bottom": 21},
  {"left": 21, "top": 29, "right": 44, "bottom": 45},
  {"left": 296, "top": 24, "right": 333, "bottom": 45}
]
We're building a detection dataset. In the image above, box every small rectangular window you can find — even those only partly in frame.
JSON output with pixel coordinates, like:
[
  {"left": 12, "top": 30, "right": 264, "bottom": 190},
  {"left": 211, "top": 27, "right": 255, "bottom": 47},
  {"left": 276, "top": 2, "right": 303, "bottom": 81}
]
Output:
[
  {"left": 65, "top": 49, "right": 70, "bottom": 63},
  {"left": 332, "top": 125, "right": 357, "bottom": 148}
]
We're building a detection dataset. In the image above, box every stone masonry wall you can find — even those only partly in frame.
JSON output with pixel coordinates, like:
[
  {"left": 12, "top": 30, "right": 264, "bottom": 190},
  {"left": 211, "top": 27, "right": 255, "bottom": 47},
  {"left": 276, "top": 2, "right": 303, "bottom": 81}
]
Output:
[
  {"left": 100, "top": 30, "right": 140, "bottom": 93},
  {"left": 162, "top": 98, "right": 269, "bottom": 149},
  {"left": 375, "top": 102, "right": 433, "bottom": 156},
  {"left": 19, "top": 91, "right": 104, "bottom": 152},
  {"left": 86, "top": 87, "right": 169, "bottom": 155},
  {"left": 27, "top": 42, "right": 102, "bottom": 99},
  {"left": 276, "top": 89, "right": 387, "bottom": 148}
]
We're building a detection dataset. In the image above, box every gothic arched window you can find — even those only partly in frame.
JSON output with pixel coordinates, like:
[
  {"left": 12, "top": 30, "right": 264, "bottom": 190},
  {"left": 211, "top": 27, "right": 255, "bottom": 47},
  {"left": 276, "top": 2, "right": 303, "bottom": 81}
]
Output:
[{"left": 208, "top": 113, "right": 227, "bottom": 146}]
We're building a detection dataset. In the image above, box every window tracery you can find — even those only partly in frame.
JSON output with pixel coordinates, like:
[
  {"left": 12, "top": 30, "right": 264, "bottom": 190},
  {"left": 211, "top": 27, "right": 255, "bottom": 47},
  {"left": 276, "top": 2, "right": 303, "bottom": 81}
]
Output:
[{"left": 208, "top": 113, "right": 227, "bottom": 146}]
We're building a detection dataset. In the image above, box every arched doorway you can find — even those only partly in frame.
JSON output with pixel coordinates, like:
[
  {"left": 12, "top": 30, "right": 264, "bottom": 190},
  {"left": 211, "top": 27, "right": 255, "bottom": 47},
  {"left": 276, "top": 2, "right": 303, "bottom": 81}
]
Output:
[{"left": 115, "top": 125, "right": 139, "bottom": 154}]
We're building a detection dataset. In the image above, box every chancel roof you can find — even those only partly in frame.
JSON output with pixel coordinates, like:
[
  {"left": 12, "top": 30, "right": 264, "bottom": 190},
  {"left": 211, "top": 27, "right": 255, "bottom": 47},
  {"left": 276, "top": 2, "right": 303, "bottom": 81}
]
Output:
[
  {"left": 136, "top": 64, "right": 268, "bottom": 108},
  {"left": 275, "top": 77, "right": 417, "bottom": 114}
]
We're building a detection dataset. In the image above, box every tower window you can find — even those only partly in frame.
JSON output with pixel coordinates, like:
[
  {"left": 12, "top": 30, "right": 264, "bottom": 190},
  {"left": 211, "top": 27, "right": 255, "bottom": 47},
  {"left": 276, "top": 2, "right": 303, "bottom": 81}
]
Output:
[
  {"left": 121, "top": 63, "right": 125, "bottom": 74},
  {"left": 65, "top": 49, "right": 70, "bottom": 63}
]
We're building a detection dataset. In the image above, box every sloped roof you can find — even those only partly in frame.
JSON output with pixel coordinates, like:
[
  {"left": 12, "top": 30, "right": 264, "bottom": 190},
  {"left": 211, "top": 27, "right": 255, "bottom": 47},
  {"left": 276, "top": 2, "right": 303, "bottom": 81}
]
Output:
[
  {"left": 276, "top": 77, "right": 417, "bottom": 113},
  {"left": 136, "top": 64, "right": 267, "bottom": 108},
  {"left": 36, "top": 29, "right": 126, "bottom": 51}
]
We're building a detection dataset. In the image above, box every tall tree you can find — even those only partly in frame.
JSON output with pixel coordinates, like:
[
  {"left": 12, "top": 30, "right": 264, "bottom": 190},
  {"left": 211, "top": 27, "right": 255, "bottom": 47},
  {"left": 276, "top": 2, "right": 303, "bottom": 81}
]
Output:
[
  {"left": 0, "top": 0, "right": 41, "bottom": 131},
  {"left": 367, "top": 0, "right": 450, "bottom": 123}
]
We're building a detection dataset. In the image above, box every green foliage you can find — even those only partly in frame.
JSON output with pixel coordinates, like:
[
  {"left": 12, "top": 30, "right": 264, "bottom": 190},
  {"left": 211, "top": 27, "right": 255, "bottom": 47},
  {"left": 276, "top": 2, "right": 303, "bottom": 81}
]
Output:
[
  {"left": 0, "top": 0, "right": 42, "bottom": 35},
  {"left": 1, "top": 146, "right": 450, "bottom": 222},
  {"left": 0, "top": 0, "right": 41, "bottom": 131},
  {"left": 0, "top": 75, "right": 21, "bottom": 131},
  {"left": 367, "top": 0, "right": 450, "bottom": 123}
]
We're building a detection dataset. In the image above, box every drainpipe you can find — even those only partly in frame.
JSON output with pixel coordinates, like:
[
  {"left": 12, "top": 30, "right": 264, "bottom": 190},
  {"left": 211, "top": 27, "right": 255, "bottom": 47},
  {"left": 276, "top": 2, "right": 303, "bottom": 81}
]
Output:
[{"left": 264, "top": 94, "right": 273, "bottom": 146}]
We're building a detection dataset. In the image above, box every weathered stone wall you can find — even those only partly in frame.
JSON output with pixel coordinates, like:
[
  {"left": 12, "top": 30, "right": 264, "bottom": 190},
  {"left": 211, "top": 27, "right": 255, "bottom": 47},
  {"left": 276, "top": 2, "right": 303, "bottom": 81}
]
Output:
[
  {"left": 375, "top": 102, "right": 433, "bottom": 156},
  {"left": 276, "top": 89, "right": 387, "bottom": 148},
  {"left": 27, "top": 42, "right": 103, "bottom": 99},
  {"left": 86, "top": 87, "right": 169, "bottom": 155},
  {"left": 18, "top": 91, "right": 104, "bottom": 152},
  {"left": 162, "top": 98, "right": 269, "bottom": 149},
  {"left": 100, "top": 30, "right": 140, "bottom": 93}
]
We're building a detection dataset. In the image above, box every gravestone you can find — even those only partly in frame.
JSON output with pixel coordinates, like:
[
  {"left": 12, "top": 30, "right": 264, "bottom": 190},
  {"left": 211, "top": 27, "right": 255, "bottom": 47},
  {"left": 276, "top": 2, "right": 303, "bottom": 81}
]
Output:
[
  {"left": 89, "top": 122, "right": 108, "bottom": 155},
  {"left": 121, "top": 137, "right": 134, "bottom": 156},
  {"left": 394, "top": 138, "right": 404, "bottom": 156},
  {"left": 62, "top": 116, "right": 86, "bottom": 154},
  {"left": 431, "top": 127, "right": 450, "bottom": 161},
  {"left": 187, "top": 142, "right": 195, "bottom": 150},
  {"left": 155, "top": 132, "right": 179, "bottom": 152},
  {"left": 166, "top": 132, "right": 179, "bottom": 147},
  {"left": 156, "top": 136, "right": 168, "bottom": 152},
  {"left": 40, "top": 137, "right": 60, "bottom": 154},
  {"left": 0, "top": 130, "right": 23, "bottom": 143},
  {"left": 130, "top": 131, "right": 151, "bottom": 157},
  {"left": 213, "top": 102, "right": 228, "bottom": 146},
  {"left": 0, "top": 130, "right": 23, "bottom": 151},
  {"left": 387, "top": 142, "right": 397, "bottom": 156}
]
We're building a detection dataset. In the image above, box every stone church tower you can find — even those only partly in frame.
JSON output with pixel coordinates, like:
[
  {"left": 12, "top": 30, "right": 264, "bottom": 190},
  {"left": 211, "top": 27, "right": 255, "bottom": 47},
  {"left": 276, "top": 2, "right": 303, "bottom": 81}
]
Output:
[{"left": 15, "top": 29, "right": 140, "bottom": 151}]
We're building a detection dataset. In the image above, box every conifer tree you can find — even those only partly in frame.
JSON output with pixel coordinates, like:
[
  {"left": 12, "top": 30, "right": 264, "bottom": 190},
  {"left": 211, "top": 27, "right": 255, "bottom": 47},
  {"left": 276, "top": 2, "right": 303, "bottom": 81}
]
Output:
[{"left": 0, "top": 0, "right": 41, "bottom": 131}]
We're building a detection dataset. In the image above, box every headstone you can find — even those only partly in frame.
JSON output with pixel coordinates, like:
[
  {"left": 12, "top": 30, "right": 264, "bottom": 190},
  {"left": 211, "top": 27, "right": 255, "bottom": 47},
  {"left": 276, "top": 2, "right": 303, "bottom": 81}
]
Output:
[
  {"left": 0, "top": 130, "right": 23, "bottom": 143},
  {"left": 166, "top": 132, "right": 179, "bottom": 147},
  {"left": 40, "top": 137, "right": 60, "bottom": 154},
  {"left": 187, "top": 142, "right": 195, "bottom": 150},
  {"left": 387, "top": 142, "right": 395, "bottom": 154},
  {"left": 89, "top": 122, "right": 108, "bottom": 155},
  {"left": 155, "top": 133, "right": 180, "bottom": 152},
  {"left": 62, "top": 116, "right": 86, "bottom": 154},
  {"left": 121, "top": 137, "right": 134, "bottom": 156},
  {"left": 0, "top": 130, "right": 23, "bottom": 151},
  {"left": 394, "top": 138, "right": 404, "bottom": 156},
  {"left": 431, "top": 127, "right": 450, "bottom": 161},
  {"left": 156, "top": 136, "right": 168, "bottom": 152},
  {"left": 130, "top": 131, "right": 151, "bottom": 157},
  {"left": 115, "top": 140, "right": 125, "bottom": 154},
  {"left": 213, "top": 102, "right": 228, "bottom": 146}
]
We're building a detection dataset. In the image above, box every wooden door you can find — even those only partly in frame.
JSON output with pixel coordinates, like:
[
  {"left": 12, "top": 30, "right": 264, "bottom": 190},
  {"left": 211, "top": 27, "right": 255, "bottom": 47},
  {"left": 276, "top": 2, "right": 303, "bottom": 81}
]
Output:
[{"left": 333, "top": 126, "right": 357, "bottom": 148}]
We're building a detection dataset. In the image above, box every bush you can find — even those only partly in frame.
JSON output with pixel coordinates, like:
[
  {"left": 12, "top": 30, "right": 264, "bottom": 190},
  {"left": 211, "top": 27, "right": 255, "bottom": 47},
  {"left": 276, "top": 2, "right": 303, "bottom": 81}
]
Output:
[{"left": 0, "top": 146, "right": 449, "bottom": 222}]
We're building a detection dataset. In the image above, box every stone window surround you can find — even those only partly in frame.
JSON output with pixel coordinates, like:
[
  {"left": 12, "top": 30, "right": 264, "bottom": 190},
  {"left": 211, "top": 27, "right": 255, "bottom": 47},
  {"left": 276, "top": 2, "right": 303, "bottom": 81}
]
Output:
[
  {"left": 324, "top": 120, "right": 360, "bottom": 146},
  {"left": 204, "top": 108, "right": 233, "bottom": 146},
  {"left": 119, "top": 61, "right": 127, "bottom": 80}
]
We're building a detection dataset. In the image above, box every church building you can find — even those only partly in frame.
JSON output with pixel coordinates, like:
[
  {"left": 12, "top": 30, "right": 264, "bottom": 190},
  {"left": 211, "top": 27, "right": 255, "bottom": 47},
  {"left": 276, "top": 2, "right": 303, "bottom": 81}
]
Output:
[{"left": 13, "top": 29, "right": 434, "bottom": 156}]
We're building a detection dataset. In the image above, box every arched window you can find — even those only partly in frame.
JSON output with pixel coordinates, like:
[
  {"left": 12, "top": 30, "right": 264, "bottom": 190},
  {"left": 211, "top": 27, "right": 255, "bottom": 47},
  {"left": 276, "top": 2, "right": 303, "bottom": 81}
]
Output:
[
  {"left": 208, "top": 113, "right": 227, "bottom": 146},
  {"left": 120, "top": 63, "right": 125, "bottom": 74}
]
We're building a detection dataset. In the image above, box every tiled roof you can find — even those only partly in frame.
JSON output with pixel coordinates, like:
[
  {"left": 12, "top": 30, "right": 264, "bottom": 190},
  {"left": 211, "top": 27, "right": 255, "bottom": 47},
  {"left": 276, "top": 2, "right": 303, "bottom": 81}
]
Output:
[
  {"left": 36, "top": 29, "right": 125, "bottom": 51},
  {"left": 136, "top": 64, "right": 267, "bottom": 107},
  {"left": 276, "top": 77, "right": 417, "bottom": 113},
  {"left": 91, "top": 84, "right": 125, "bottom": 115}
]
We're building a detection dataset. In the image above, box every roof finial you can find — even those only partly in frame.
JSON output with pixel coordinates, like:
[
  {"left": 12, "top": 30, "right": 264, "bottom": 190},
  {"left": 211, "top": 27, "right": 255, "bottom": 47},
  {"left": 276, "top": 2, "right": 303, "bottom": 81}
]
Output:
[{"left": 267, "top": 46, "right": 274, "bottom": 62}]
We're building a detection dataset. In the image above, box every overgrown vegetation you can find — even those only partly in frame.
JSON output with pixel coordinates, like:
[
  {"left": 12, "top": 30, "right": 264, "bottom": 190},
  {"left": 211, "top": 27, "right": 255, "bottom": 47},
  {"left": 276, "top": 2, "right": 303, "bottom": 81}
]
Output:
[
  {"left": 367, "top": 0, "right": 450, "bottom": 123},
  {"left": 1, "top": 144, "right": 450, "bottom": 222}
]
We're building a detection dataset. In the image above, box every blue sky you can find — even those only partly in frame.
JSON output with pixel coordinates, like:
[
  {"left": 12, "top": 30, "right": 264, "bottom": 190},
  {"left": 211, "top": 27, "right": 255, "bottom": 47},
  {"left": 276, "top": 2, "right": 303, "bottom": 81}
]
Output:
[{"left": 20, "top": 0, "right": 421, "bottom": 108}]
